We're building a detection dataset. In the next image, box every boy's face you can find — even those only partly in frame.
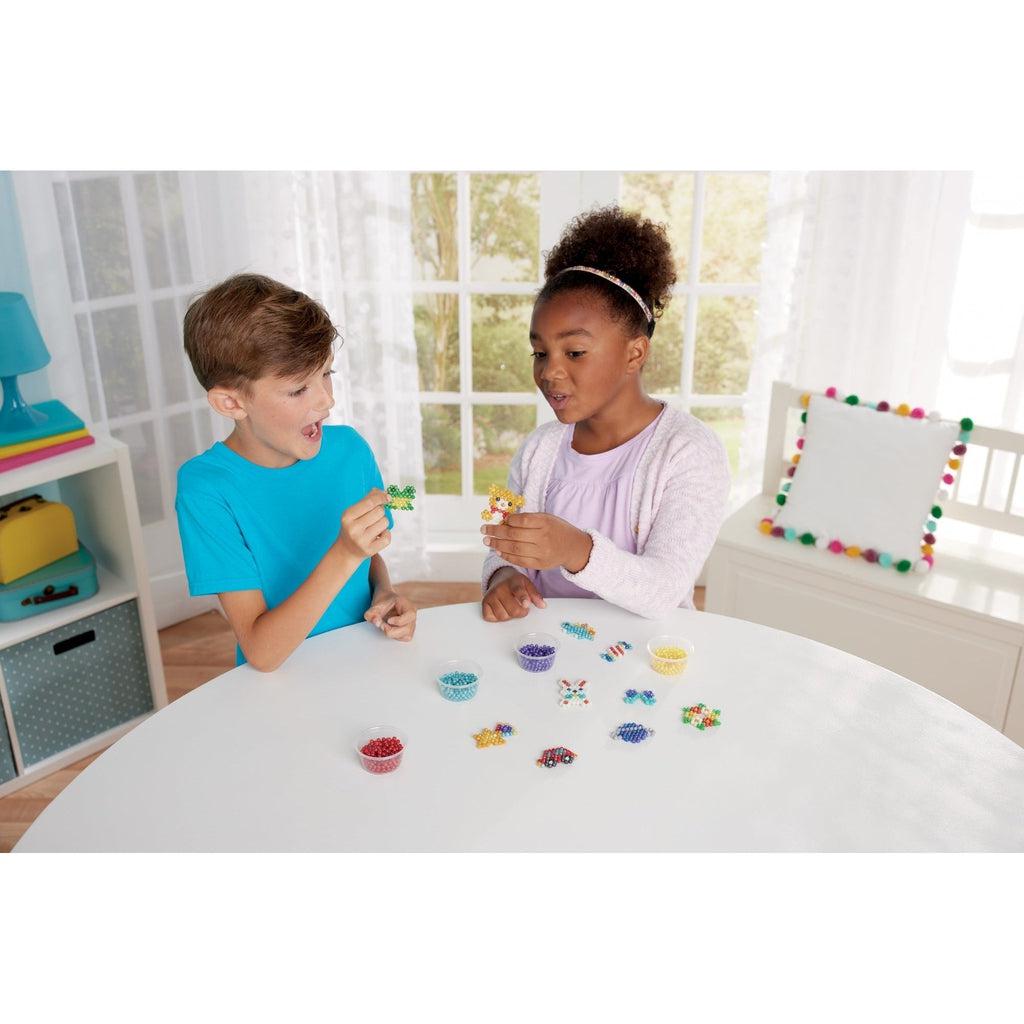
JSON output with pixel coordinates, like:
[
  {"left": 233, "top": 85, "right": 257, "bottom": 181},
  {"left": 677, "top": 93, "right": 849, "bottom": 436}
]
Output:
[{"left": 211, "top": 357, "right": 336, "bottom": 468}]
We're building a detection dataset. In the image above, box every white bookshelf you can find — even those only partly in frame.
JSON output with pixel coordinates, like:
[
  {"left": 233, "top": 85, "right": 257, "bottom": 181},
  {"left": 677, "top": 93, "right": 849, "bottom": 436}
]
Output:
[{"left": 0, "top": 435, "right": 167, "bottom": 797}]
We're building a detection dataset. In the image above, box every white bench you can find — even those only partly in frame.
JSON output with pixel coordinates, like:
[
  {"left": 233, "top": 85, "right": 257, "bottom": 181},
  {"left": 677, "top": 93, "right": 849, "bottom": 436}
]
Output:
[{"left": 706, "top": 381, "right": 1024, "bottom": 746}]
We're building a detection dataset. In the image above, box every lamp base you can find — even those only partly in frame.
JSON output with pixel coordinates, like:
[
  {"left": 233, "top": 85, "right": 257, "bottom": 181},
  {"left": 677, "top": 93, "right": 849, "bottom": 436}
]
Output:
[
  {"left": 0, "top": 374, "right": 49, "bottom": 433},
  {"left": 0, "top": 398, "right": 83, "bottom": 445}
]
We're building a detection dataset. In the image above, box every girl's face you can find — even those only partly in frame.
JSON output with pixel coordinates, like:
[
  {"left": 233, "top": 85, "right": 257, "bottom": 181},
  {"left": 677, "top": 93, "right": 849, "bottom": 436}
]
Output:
[{"left": 529, "top": 290, "right": 648, "bottom": 423}]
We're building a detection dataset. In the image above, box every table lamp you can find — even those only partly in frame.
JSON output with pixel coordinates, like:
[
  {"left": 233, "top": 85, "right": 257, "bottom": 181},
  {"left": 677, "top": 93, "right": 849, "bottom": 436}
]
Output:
[{"left": 0, "top": 292, "right": 51, "bottom": 433}]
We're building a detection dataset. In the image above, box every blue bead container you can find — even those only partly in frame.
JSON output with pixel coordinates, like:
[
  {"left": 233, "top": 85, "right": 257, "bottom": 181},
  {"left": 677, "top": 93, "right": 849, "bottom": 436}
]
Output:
[{"left": 436, "top": 659, "right": 481, "bottom": 701}]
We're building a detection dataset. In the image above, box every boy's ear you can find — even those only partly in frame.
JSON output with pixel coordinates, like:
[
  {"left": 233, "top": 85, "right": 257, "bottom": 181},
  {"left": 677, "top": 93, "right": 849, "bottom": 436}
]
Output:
[{"left": 208, "top": 386, "right": 249, "bottom": 421}]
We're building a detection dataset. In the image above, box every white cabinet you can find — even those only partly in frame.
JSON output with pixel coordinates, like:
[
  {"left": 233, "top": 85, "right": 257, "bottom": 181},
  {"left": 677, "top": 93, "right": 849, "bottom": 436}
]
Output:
[{"left": 0, "top": 436, "right": 167, "bottom": 796}]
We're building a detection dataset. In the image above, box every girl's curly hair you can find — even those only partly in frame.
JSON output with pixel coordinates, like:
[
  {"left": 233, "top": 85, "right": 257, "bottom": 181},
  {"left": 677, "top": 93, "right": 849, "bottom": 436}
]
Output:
[{"left": 537, "top": 205, "right": 677, "bottom": 338}]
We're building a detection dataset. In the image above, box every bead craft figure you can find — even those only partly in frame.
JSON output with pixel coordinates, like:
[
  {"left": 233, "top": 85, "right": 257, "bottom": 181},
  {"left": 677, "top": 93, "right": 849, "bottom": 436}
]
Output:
[
  {"left": 474, "top": 722, "right": 516, "bottom": 748},
  {"left": 611, "top": 722, "right": 655, "bottom": 744},
  {"left": 481, "top": 484, "right": 526, "bottom": 524},
  {"left": 623, "top": 688, "right": 656, "bottom": 706},
  {"left": 682, "top": 704, "right": 722, "bottom": 731},
  {"left": 558, "top": 678, "right": 590, "bottom": 708},
  {"left": 385, "top": 484, "right": 416, "bottom": 511},
  {"left": 537, "top": 745, "right": 577, "bottom": 768},
  {"left": 600, "top": 641, "right": 633, "bottom": 663},
  {"left": 561, "top": 621, "right": 596, "bottom": 640}
]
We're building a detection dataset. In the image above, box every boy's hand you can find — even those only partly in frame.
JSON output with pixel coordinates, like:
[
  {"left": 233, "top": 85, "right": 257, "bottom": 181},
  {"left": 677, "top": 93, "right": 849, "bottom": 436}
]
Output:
[
  {"left": 481, "top": 513, "right": 593, "bottom": 574},
  {"left": 482, "top": 569, "right": 547, "bottom": 622},
  {"left": 336, "top": 488, "right": 391, "bottom": 562},
  {"left": 365, "top": 588, "right": 417, "bottom": 641}
]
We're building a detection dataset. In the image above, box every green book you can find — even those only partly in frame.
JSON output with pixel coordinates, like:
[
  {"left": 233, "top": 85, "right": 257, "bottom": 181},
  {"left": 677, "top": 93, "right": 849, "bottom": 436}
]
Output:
[{"left": 0, "top": 400, "right": 85, "bottom": 446}]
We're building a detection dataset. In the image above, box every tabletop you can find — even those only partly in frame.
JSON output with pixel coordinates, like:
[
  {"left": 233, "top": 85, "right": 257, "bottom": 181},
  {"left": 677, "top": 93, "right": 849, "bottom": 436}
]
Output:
[{"left": 15, "top": 598, "right": 1024, "bottom": 852}]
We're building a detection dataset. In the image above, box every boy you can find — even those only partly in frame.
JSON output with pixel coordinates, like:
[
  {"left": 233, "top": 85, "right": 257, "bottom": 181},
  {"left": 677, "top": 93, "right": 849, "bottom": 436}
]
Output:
[{"left": 175, "top": 273, "right": 416, "bottom": 671}]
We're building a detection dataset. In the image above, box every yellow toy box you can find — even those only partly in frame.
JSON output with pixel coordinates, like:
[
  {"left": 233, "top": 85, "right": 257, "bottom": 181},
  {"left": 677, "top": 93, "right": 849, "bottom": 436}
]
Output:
[{"left": 0, "top": 493, "right": 78, "bottom": 584}]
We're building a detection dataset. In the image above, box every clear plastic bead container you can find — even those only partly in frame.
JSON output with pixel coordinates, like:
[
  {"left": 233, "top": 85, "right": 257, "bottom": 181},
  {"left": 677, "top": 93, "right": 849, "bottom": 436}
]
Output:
[
  {"left": 436, "top": 659, "right": 481, "bottom": 701},
  {"left": 646, "top": 636, "right": 694, "bottom": 677},
  {"left": 515, "top": 632, "right": 559, "bottom": 673},
  {"left": 357, "top": 726, "right": 405, "bottom": 774}
]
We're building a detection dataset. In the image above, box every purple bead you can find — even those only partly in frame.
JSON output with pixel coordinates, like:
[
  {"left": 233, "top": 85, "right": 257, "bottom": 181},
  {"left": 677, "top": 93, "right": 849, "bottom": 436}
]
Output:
[
  {"left": 863, "top": 549, "right": 878, "bottom": 563},
  {"left": 517, "top": 643, "right": 556, "bottom": 672}
]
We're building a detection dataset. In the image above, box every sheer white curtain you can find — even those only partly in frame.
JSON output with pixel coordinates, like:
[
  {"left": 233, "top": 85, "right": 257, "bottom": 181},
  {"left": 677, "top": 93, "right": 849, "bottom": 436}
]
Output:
[
  {"left": 195, "top": 171, "right": 429, "bottom": 579},
  {"left": 13, "top": 170, "right": 428, "bottom": 627},
  {"left": 738, "top": 171, "right": 975, "bottom": 503}
]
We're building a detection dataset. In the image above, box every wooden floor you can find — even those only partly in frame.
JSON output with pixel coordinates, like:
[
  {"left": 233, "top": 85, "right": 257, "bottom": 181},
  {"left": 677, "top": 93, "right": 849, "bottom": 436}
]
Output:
[{"left": 0, "top": 582, "right": 703, "bottom": 852}]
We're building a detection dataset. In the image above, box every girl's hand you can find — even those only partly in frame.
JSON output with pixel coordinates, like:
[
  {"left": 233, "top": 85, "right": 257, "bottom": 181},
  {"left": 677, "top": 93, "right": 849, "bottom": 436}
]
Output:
[
  {"left": 481, "top": 513, "right": 593, "bottom": 573},
  {"left": 482, "top": 568, "right": 547, "bottom": 622},
  {"left": 365, "top": 589, "right": 417, "bottom": 641}
]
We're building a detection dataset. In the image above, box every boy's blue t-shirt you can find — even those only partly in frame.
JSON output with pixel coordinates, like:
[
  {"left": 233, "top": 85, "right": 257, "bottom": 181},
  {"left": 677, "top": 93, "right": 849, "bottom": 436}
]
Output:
[{"left": 174, "top": 426, "right": 393, "bottom": 664}]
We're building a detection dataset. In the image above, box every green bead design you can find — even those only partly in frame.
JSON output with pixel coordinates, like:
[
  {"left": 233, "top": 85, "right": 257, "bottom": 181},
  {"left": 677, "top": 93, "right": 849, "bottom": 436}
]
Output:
[
  {"left": 930, "top": 505, "right": 943, "bottom": 519},
  {"left": 776, "top": 494, "right": 787, "bottom": 506},
  {"left": 845, "top": 395, "right": 859, "bottom": 405},
  {"left": 896, "top": 559, "right": 912, "bottom": 573}
]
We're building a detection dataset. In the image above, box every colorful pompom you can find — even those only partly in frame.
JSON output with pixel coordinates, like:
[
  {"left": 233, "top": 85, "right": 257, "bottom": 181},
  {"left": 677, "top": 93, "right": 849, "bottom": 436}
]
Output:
[
  {"left": 771, "top": 526, "right": 785, "bottom": 538},
  {"left": 845, "top": 546, "right": 861, "bottom": 557},
  {"left": 960, "top": 417, "right": 974, "bottom": 431},
  {"left": 828, "top": 540, "right": 844, "bottom": 554},
  {"left": 784, "top": 528, "right": 797, "bottom": 541},
  {"left": 758, "top": 520, "right": 773, "bottom": 535},
  {"left": 942, "top": 473, "right": 954, "bottom": 485},
  {"left": 800, "top": 392, "right": 811, "bottom": 408},
  {"left": 776, "top": 494, "right": 787, "bottom": 506},
  {"left": 787, "top": 466, "right": 797, "bottom": 478},
  {"left": 845, "top": 394, "right": 859, "bottom": 405},
  {"left": 911, "top": 407, "right": 925, "bottom": 419},
  {"left": 800, "top": 532, "right": 815, "bottom": 545},
  {"left": 877, "top": 401, "right": 890, "bottom": 412},
  {"left": 896, "top": 559, "right": 912, "bottom": 573},
  {"left": 878, "top": 553, "right": 893, "bottom": 568},
  {"left": 931, "top": 506, "right": 943, "bottom": 519},
  {"left": 863, "top": 549, "right": 878, "bottom": 563},
  {"left": 825, "top": 386, "right": 837, "bottom": 398},
  {"left": 952, "top": 443, "right": 967, "bottom": 456}
]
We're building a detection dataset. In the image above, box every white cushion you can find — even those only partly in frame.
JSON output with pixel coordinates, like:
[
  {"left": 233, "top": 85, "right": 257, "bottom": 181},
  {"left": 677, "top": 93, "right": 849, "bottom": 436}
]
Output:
[{"left": 773, "top": 395, "right": 958, "bottom": 565}]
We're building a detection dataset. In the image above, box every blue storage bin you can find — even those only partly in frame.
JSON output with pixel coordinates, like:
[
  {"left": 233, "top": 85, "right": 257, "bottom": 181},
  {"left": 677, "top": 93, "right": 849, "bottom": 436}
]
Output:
[
  {"left": 0, "top": 710, "right": 16, "bottom": 785},
  {"left": 0, "top": 600, "right": 154, "bottom": 767}
]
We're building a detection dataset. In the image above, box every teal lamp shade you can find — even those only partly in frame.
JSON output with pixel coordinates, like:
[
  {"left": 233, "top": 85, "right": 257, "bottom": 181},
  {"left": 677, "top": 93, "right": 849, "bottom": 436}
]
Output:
[{"left": 0, "top": 292, "right": 51, "bottom": 432}]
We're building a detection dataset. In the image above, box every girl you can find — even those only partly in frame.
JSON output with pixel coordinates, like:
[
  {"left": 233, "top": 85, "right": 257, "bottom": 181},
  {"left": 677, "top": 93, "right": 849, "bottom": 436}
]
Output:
[{"left": 480, "top": 206, "right": 730, "bottom": 621}]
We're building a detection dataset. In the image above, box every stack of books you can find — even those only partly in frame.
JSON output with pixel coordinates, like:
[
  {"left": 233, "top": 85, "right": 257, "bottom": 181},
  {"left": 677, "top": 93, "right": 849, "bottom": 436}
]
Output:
[{"left": 0, "top": 400, "right": 94, "bottom": 473}]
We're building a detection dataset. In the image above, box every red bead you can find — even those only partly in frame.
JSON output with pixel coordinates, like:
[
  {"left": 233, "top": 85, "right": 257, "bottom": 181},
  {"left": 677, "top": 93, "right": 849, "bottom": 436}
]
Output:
[{"left": 952, "top": 444, "right": 967, "bottom": 456}]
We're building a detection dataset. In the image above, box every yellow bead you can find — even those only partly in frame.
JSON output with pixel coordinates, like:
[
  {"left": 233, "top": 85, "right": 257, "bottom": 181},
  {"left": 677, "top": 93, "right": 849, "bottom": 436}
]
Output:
[
  {"left": 845, "top": 546, "right": 861, "bottom": 557},
  {"left": 922, "top": 544, "right": 934, "bottom": 555},
  {"left": 800, "top": 393, "right": 811, "bottom": 408},
  {"left": 896, "top": 403, "right": 910, "bottom": 416},
  {"left": 758, "top": 521, "right": 773, "bottom": 535},
  {"left": 948, "top": 458, "right": 961, "bottom": 470}
]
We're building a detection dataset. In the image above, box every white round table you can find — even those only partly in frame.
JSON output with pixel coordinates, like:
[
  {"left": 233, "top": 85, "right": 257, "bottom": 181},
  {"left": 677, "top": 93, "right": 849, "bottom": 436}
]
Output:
[{"left": 15, "top": 599, "right": 1024, "bottom": 851}]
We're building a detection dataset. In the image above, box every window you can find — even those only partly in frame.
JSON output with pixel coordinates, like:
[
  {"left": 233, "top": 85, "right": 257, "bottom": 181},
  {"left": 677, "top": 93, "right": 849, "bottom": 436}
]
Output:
[{"left": 412, "top": 171, "right": 771, "bottom": 551}]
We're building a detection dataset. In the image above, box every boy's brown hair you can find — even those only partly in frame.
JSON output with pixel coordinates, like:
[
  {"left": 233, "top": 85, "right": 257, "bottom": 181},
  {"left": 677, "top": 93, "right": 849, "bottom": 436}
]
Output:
[{"left": 183, "top": 273, "right": 338, "bottom": 391}]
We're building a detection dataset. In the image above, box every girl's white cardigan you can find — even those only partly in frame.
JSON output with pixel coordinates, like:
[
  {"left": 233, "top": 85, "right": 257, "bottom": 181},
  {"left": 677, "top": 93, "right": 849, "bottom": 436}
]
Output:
[{"left": 481, "top": 405, "right": 731, "bottom": 618}]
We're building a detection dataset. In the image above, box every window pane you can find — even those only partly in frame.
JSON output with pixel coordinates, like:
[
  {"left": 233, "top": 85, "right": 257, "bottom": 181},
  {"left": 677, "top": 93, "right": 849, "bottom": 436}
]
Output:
[
  {"left": 89, "top": 305, "right": 152, "bottom": 417},
  {"left": 134, "top": 172, "right": 193, "bottom": 288},
  {"left": 643, "top": 297, "right": 686, "bottom": 395},
  {"left": 54, "top": 182, "right": 87, "bottom": 303},
  {"left": 693, "top": 295, "right": 757, "bottom": 396},
  {"left": 421, "top": 404, "right": 461, "bottom": 495},
  {"left": 473, "top": 404, "right": 536, "bottom": 496},
  {"left": 470, "top": 173, "right": 540, "bottom": 283},
  {"left": 414, "top": 292, "right": 459, "bottom": 392},
  {"left": 168, "top": 410, "right": 199, "bottom": 472},
  {"left": 68, "top": 177, "right": 135, "bottom": 299},
  {"left": 74, "top": 313, "right": 103, "bottom": 421},
  {"left": 472, "top": 294, "right": 534, "bottom": 392},
  {"left": 692, "top": 406, "right": 744, "bottom": 477},
  {"left": 701, "top": 172, "right": 769, "bottom": 283},
  {"left": 153, "top": 297, "right": 191, "bottom": 404},
  {"left": 411, "top": 173, "right": 458, "bottom": 281},
  {"left": 621, "top": 172, "right": 694, "bottom": 280},
  {"left": 111, "top": 420, "right": 163, "bottom": 526}
]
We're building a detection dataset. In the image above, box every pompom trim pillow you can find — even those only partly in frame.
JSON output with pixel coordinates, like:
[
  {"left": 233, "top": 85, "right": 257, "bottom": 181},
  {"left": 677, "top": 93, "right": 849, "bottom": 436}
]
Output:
[{"left": 757, "top": 387, "right": 974, "bottom": 575}]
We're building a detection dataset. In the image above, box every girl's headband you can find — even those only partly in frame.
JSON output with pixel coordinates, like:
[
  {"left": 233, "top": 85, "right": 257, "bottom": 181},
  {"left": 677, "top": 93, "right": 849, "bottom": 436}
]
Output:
[{"left": 557, "top": 265, "right": 654, "bottom": 324}]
